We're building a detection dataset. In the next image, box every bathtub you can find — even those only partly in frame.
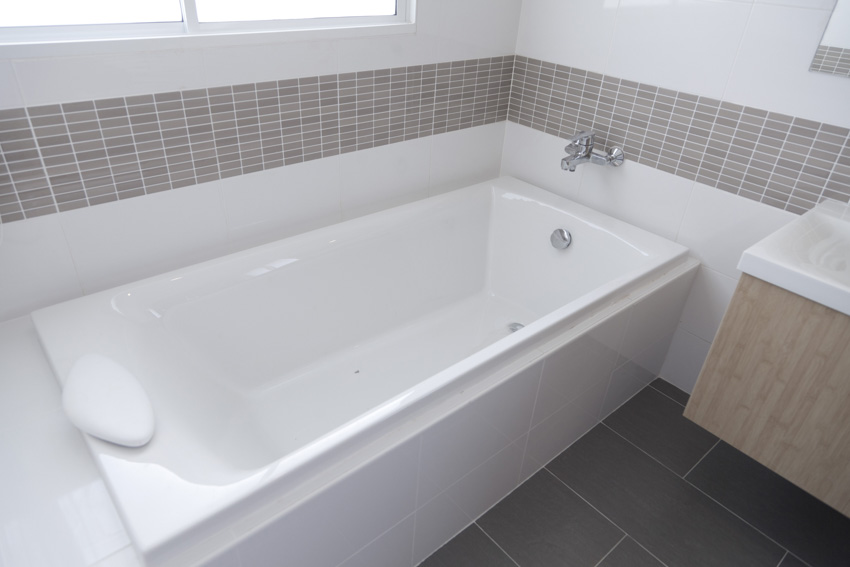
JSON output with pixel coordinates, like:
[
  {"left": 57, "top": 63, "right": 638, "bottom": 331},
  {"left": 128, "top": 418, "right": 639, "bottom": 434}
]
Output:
[{"left": 32, "top": 176, "right": 698, "bottom": 566}]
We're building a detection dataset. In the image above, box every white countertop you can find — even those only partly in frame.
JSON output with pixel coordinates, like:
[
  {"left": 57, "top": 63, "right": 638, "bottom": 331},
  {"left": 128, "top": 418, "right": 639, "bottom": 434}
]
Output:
[
  {"left": 0, "top": 316, "right": 141, "bottom": 567},
  {"left": 738, "top": 199, "right": 850, "bottom": 316}
]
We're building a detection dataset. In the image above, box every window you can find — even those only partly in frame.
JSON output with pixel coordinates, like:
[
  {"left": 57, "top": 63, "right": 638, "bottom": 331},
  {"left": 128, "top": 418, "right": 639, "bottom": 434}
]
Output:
[
  {"left": 1, "top": 1, "right": 182, "bottom": 27},
  {"left": 195, "top": 1, "right": 397, "bottom": 23},
  {"left": 0, "top": 0, "right": 409, "bottom": 46}
]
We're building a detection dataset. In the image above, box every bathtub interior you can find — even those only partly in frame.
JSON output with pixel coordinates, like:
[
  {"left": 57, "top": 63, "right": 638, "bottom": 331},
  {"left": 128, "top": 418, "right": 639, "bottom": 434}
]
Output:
[
  {"left": 30, "top": 177, "right": 693, "bottom": 564},
  {"left": 34, "top": 179, "right": 683, "bottom": 474}
]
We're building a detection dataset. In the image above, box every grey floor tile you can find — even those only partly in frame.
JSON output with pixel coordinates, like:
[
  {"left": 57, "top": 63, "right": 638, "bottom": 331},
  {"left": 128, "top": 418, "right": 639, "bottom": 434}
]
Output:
[
  {"left": 686, "top": 442, "right": 850, "bottom": 567},
  {"left": 477, "top": 469, "right": 623, "bottom": 567},
  {"left": 603, "top": 386, "right": 717, "bottom": 476},
  {"left": 650, "top": 377, "right": 690, "bottom": 406},
  {"left": 599, "top": 537, "right": 664, "bottom": 567},
  {"left": 547, "top": 424, "right": 785, "bottom": 567},
  {"left": 420, "top": 524, "right": 516, "bottom": 567},
  {"left": 778, "top": 554, "right": 811, "bottom": 567}
]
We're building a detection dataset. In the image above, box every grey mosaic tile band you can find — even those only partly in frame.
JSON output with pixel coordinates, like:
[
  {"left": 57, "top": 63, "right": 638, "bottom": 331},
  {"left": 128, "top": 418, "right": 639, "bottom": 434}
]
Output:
[
  {"left": 2, "top": 53, "right": 850, "bottom": 223},
  {"left": 810, "top": 45, "right": 850, "bottom": 78},
  {"left": 0, "top": 56, "right": 514, "bottom": 223},
  {"left": 509, "top": 56, "right": 850, "bottom": 215}
]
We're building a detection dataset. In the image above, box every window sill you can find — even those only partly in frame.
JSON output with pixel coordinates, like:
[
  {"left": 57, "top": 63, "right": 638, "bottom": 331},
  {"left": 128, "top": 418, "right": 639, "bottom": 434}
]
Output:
[{"left": 0, "top": 20, "right": 417, "bottom": 59}]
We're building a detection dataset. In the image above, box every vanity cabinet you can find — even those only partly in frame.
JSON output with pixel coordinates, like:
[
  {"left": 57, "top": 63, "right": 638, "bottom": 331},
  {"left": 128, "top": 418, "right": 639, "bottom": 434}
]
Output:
[{"left": 684, "top": 273, "right": 850, "bottom": 517}]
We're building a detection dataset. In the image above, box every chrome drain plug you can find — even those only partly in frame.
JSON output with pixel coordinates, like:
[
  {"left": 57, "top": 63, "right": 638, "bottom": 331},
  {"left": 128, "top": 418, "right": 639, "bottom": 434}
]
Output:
[
  {"left": 508, "top": 322, "right": 525, "bottom": 333},
  {"left": 551, "top": 228, "right": 572, "bottom": 249}
]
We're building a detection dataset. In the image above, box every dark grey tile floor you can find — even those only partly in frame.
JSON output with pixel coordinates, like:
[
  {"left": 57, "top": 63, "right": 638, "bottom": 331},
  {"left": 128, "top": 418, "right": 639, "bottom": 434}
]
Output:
[{"left": 420, "top": 379, "right": 850, "bottom": 567}]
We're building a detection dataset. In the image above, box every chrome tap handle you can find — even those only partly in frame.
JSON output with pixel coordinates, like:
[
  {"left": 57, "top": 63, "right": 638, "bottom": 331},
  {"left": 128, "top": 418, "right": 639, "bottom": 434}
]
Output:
[
  {"left": 564, "top": 131, "right": 595, "bottom": 157},
  {"left": 567, "top": 130, "right": 595, "bottom": 145}
]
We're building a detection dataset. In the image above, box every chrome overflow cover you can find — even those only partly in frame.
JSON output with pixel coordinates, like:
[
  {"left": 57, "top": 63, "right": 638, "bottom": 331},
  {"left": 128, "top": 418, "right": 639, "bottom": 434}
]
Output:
[{"left": 551, "top": 228, "right": 572, "bottom": 249}]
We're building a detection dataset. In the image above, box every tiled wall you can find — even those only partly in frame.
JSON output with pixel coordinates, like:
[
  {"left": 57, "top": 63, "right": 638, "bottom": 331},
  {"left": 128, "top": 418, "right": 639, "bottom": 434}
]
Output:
[
  {"left": 811, "top": 45, "right": 850, "bottom": 78},
  {"left": 4, "top": 50, "right": 850, "bottom": 225},
  {"left": 508, "top": 56, "right": 850, "bottom": 216},
  {"left": 0, "top": 56, "right": 513, "bottom": 223}
]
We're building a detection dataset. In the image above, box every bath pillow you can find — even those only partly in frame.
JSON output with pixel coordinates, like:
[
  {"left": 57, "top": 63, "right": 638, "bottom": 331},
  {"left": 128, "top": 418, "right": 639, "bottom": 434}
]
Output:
[{"left": 62, "top": 354, "right": 155, "bottom": 447}]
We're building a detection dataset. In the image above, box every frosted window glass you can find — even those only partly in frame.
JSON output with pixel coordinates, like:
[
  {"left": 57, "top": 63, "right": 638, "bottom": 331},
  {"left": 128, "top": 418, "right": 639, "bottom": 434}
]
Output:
[
  {"left": 0, "top": 0, "right": 182, "bottom": 27},
  {"left": 195, "top": 0, "right": 396, "bottom": 23}
]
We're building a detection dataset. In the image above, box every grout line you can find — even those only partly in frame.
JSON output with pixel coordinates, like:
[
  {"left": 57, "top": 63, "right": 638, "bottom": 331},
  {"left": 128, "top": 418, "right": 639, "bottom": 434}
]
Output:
[
  {"left": 600, "top": 391, "right": 809, "bottom": 565},
  {"left": 539, "top": 467, "right": 672, "bottom": 567},
  {"left": 718, "top": 1, "right": 756, "bottom": 105},
  {"left": 473, "top": 522, "right": 523, "bottom": 567},
  {"left": 410, "top": 435, "right": 424, "bottom": 567},
  {"left": 560, "top": 420, "right": 793, "bottom": 567},
  {"left": 23, "top": 108, "right": 59, "bottom": 215},
  {"left": 683, "top": 437, "right": 720, "bottom": 479},
  {"left": 600, "top": 421, "right": 687, "bottom": 478},
  {"left": 591, "top": 533, "right": 627, "bottom": 567},
  {"left": 516, "top": 360, "right": 545, "bottom": 484},
  {"left": 676, "top": 438, "right": 806, "bottom": 564},
  {"left": 685, "top": 478, "right": 795, "bottom": 563},
  {"left": 335, "top": 512, "right": 416, "bottom": 567},
  {"left": 647, "top": 380, "right": 688, "bottom": 409}
]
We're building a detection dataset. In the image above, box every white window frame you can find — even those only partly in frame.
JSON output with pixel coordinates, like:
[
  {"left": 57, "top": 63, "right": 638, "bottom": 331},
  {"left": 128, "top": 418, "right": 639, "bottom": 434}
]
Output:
[{"left": 0, "top": 0, "right": 416, "bottom": 59}]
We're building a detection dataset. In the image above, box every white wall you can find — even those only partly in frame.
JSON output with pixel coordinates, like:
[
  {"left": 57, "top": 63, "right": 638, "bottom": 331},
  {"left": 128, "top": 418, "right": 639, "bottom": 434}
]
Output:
[
  {"left": 0, "top": 0, "right": 522, "bottom": 109},
  {"left": 506, "top": 0, "right": 850, "bottom": 392},
  {"left": 0, "top": 0, "right": 522, "bottom": 320},
  {"left": 823, "top": 0, "right": 850, "bottom": 49}
]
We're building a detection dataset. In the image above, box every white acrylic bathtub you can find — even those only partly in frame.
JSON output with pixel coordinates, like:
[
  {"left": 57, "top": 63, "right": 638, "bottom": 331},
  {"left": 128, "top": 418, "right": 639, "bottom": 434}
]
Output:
[{"left": 33, "top": 176, "right": 698, "bottom": 566}]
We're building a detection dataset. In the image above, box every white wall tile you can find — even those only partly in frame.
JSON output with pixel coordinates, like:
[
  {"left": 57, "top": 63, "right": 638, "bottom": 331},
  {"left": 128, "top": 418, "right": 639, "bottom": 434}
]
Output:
[
  {"left": 723, "top": 3, "right": 850, "bottom": 128},
  {"left": 336, "top": 35, "right": 438, "bottom": 75},
  {"left": 524, "top": 380, "right": 606, "bottom": 472},
  {"left": 423, "top": 0, "right": 523, "bottom": 62},
  {"left": 606, "top": 0, "right": 753, "bottom": 99},
  {"left": 575, "top": 159, "right": 694, "bottom": 241},
  {"left": 500, "top": 122, "right": 584, "bottom": 201},
  {"left": 618, "top": 267, "right": 697, "bottom": 370},
  {"left": 679, "top": 266, "right": 739, "bottom": 343},
  {"left": 412, "top": 490, "right": 470, "bottom": 566},
  {"left": 600, "top": 359, "right": 654, "bottom": 417},
  {"left": 202, "top": 41, "right": 338, "bottom": 88},
  {"left": 13, "top": 50, "right": 207, "bottom": 106},
  {"left": 516, "top": 0, "right": 619, "bottom": 74},
  {"left": 0, "top": 59, "right": 23, "bottom": 109},
  {"left": 236, "top": 437, "right": 419, "bottom": 567},
  {"left": 676, "top": 182, "right": 796, "bottom": 278},
  {"left": 220, "top": 157, "right": 342, "bottom": 253},
  {"left": 429, "top": 122, "right": 506, "bottom": 195},
  {"left": 412, "top": 439, "right": 526, "bottom": 566},
  {"left": 339, "top": 137, "right": 432, "bottom": 220},
  {"left": 92, "top": 546, "right": 143, "bottom": 567},
  {"left": 531, "top": 310, "right": 627, "bottom": 428},
  {"left": 443, "top": 440, "right": 525, "bottom": 523},
  {"left": 337, "top": 515, "right": 415, "bottom": 567},
  {"left": 417, "top": 361, "right": 541, "bottom": 506},
  {"left": 0, "top": 215, "right": 83, "bottom": 321},
  {"left": 659, "top": 327, "right": 713, "bottom": 394},
  {"left": 754, "top": 0, "right": 837, "bottom": 16},
  {"left": 0, "top": 318, "right": 66, "bottom": 430},
  {"left": 59, "top": 185, "right": 230, "bottom": 294}
]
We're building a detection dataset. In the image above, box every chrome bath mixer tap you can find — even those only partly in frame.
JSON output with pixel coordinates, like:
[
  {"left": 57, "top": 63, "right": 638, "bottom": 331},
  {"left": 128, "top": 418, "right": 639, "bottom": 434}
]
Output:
[{"left": 561, "top": 131, "right": 625, "bottom": 172}]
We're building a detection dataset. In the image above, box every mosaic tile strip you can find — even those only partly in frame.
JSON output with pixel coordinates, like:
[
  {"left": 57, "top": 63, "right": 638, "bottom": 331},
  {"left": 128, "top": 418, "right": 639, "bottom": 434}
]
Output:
[
  {"left": 3, "top": 52, "right": 849, "bottom": 224},
  {"left": 0, "top": 56, "right": 514, "bottom": 223},
  {"left": 810, "top": 45, "right": 850, "bottom": 78},
  {"left": 509, "top": 56, "right": 850, "bottom": 215}
]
